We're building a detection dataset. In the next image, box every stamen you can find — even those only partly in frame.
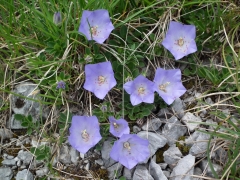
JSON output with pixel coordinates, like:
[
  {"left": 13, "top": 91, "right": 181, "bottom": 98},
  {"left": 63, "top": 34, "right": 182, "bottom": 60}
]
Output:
[
  {"left": 97, "top": 75, "right": 106, "bottom": 85},
  {"left": 123, "top": 142, "right": 131, "bottom": 150},
  {"left": 138, "top": 87, "right": 145, "bottom": 95},
  {"left": 177, "top": 37, "right": 184, "bottom": 46},
  {"left": 159, "top": 82, "right": 170, "bottom": 92},
  {"left": 81, "top": 129, "right": 89, "bottom": 142},
  {"left": 90, "top": 26, "right": 98, "bottom": 36},
  {"left": 113, "top": 122, "right": 118, "bottom": 128}
]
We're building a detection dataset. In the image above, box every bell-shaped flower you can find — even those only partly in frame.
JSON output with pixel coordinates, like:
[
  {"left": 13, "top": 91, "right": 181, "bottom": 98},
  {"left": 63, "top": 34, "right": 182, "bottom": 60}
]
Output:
[
  {"left": 56, "top": 80, "right": 66, "bottom": 89},
  {"left": 53, "top": 12, "right": 62, "bottom": 25},
  {"left": 83, "top": 61, "right": 117, "bottom": 99},
  {"left": 110, "top": 134, "right": 150, "bottom": 169},
  {"left": 162, "top": 21, "right": 197, "bottom": 60},
  {"left": 109, "top": 116, "right": 130, "bottom": 138},
  {"left": 154, "top": 68, "right": 186, "bottom": 105},
  {"left": 123, "top": 75, "right": 155, "bottom": 106},
  {"left": 78, "top": 9, "right": 114, "bottom": 44},
  {"left": 68, "top": 116, "right": 102, "bottom": 154}
]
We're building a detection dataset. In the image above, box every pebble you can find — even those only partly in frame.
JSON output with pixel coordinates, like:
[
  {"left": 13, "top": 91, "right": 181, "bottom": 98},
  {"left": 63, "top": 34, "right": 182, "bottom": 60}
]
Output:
[
  {"left": 16, "top": 169, "right": 34, "bottom": 180},
  {"left": 2, "top": 159, "right": 16, "bottom": 166},
  {"left": 35, "top": 167, "right": 49, "bottom": 177},
  {"left": 95, "top": 159, "right": 104, "bottom": 166},
  {"left": 0, "top": 167, "right": 13, "bottom": 180}
]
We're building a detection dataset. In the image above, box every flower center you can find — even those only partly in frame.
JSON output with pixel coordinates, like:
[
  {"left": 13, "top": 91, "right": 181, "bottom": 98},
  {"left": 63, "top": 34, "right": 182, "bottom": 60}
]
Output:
[
  {"left": 159, "top": 82, "right": 170, "bottom": 92},
  {"left": 123, "top": 142, "right": 131, "bottom": 150},
  {"left": 81, "top": 129, "right": 89, "bottom": 142},
  {"left": 97, "top": 75, "right": 106, "bottom": 85},
  {"left": 90, "top": 26, "right": 98, "bottom": 36},
  {"left": 138, "top": 87, "right": 145, "bottom": 95},
  {"left": 177, "top": 37, "right": 184, "bottom": 46},
  {"left": 113, "top": 122, "right": 118, "bottom": 128}
]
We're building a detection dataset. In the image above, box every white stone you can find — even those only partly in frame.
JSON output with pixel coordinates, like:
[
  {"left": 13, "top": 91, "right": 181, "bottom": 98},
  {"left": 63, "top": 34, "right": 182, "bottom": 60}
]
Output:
[{"left": 182, "top": 112, "right": 202, "bottom": 132}]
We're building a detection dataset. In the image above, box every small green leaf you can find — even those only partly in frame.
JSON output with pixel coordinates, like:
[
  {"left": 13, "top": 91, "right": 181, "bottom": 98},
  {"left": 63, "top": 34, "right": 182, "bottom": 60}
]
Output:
[
  {"left": 14, "top": 114, "right": 24, "bottom": 121},
  {"left": 36, "top": 154, "right": 46, "bottom": 161}
]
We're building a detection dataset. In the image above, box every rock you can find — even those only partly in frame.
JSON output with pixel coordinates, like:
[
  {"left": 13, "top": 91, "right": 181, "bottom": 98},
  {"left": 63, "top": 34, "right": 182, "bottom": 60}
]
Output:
[
  {"left": 35, "top": 167, "right": 49, "bottom": 177},
  {"left": 84, "top": 162, "right": 90, "bottom": 170},
  {"left": 181, "top": 112, "right": 202, "bottom": 132},
  {"left": 162, "top": 116, "right": 187, "bottom": 145},
  {"left": 59, "top": 145, "right": 71, "bottom": 164},
  {"left": 0, "top": 167, "right": 13, "bottom": 180},
  {"left": 80, "top": 153, "right": 84, "bottom": 159},
  {"left": 158, "top": 163, "right": 168, "bottom": 170},
  {"left": 170, "top": 154, "right": 195, "bottom": 180},
  {"left": 163, "top": 145, "right": 182, "bottom": 168},
  {"left": 133, "top": 125, "right": 141, "bottom": 133},
  {"left": 2, "top": 159, "right": 16, "bottom": 166},
  {"left": 10, "top": 82, "right": 44, "bottom": 129},
  {"left": 199, "top": 159, "right": 222, "bottom": 177},
  {"left": 17, "top": 150, "right": 33, "bottom": 165},
  {"left": 137, "top": 131, "right": 167, "bottom": 162},
  {"left": 0, "top": 129, "right": 13, "bottom": 140},
  {"left": 193, "top": 167, "right": 203, "bottom": 180},
  {"left": 69, "top": 147, "right": 79, "bottom": 165},
  {"left": 6, "top": 155, "right": 14, "bottom": 160},
  {"left": 163, "top": 170, "right": 170, "bottom": 178},
  {"left": 188, "top": 132, "right": 210, "bottom": 157},
  {"left": 107, "top": 163, "right": 123, "bottom": 179},
  {"left": 133, "top": 165, "right": 154, "bottom": 180},
  {"left": 31, "top": 137, "right": 50, "bottom": 147},
  {"left": 9, "top": 115, "right": 26, "bottom": 129},
  {"left": 205, "top": 119, "right": 217, "bottom": 131},
  {"left": 205, "top": 97, "right": 214, "bottom": 105},
  {"left": 16, "top": 169, "right": 34, "bottom": 180},
  {"left": 95, "top": 159, "right": 104, "bottom": 166},
  {"left": 142, "top": 118, "right": 162, "bottom": 131},
  {"left": 123, "top": 167, "right": 135, "bottom": 180},
  {"left": 149, "top": 160, "right": 168, "bottom": 180},
  {"left": 171, "top": 98, "right": 185, "bottom": 119},
  {"left": 157, "top": 108, "right": 171, "bottom": 119},
  {"left": 101, "top": 138, "right": 116, "bottom": 168},
  {"left": 215, "top": 147, "right": 228, "bottom": 164}
]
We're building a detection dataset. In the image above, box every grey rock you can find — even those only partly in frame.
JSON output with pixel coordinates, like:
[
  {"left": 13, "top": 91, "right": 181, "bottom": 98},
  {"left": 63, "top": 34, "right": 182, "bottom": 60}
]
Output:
[
  {"left": 2, "top": 159, "right": 16, "bottom": 166},
  {"left": 95, "top": 159, "right": 104, "bottom": 166},
  {"left": 142, "top": 118, "right": 162, "bottom": 131},
  {"left": 215, "top": 147, "right": 228, "bottom": 164},
  {"left": 170, "top": 154, "right": 195, "bottom": 180},
  {"left": 6, "top": 155, "right": 14, "bottom": 160},
  {"left": 171, "top": 98, "right": 185, "bottom": 119},
  {"left": 80, "top": 153, "right": 84, "bottom": 159},
  {"left": 84, "top": 163, "right": 90, "bottom": 170},
  {"left": 35, "top": 167, "right": 49, "bottom": 177},
  {"left": 0, "top": 129, "right": 13, "bottom": 140},
  {"left": 133, "top": 126, "right": 141, "bottom": 133},
  {"left": 162, "top": 116, "right": 187, "bottom": 145},
  {"left": 123, "top": 167, "right": 134, "bottom": 180},
  {"left": 149, "top": 160, "right": 168, "bottom": 180},
  {"left": 10, "top": 82, "right": 43, "bottom": 129},
  {"left": 157, "top": 108, "right": 171, "bottom": 118},
  {"left": 59, "top": 145, "right": 71, "bottom": 164},
  {"left": 205, "top": 97, "right": 214, "bottom": 105},
  {"left": 133, "top": 165, "right": 154, "bottom": 180},
  {"left": 163, "top": 170, "right": 171, "bottom": 178},
  {"left": 9, "top": 115, "right": 26, "bottom": 129},
  {"left": 199, "top": 159, "right": 222, "bottom": 177},
  {"left": 12, "top": 166, "right": 17, "bottom": 170},
  {"left": 158, "top": 163, "right": 168, "bottom": 170},
  {"left": 205, "top": 119, "right": 217, "bottom": 131},
  {"left": 0, "top": 167, "right": 13, "bottom": 180},
  {"left": 17, "top": 150, "right": 33, "bottom": 165},
  {"left": 16, "top": 169, "right": 33, "bottom": 180},
  {"left": 101, "top": 138, "right": 116, "bottom": 167},
  {"left": 193, "top": 167, "right": 203, "bottom": 180},
  {"left": 17, "top": 160, "right": 22, "bottom": 167},
  {"left": 137, "top": 131, "right": 167, "bottom": 162},
  {"left": 182, "top": 112, "right": 202, "bottom": 132},
  {"left": 163, "top": 145, "right": 182, "bottom": 168},
  {"left": 69, "top": 147, "right": 79, "bottom": 165},
  {"left": 189, "top": 132, "right": 210, "bottom": 157},
  {"left": 107, "top": 163, "right": 123, "bottom": 179}
]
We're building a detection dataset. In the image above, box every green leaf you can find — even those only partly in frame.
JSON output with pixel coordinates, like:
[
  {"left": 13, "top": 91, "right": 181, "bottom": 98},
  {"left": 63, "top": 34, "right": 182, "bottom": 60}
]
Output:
[
  {"left": 120, "top": 25, "right": 127, "bottom": 39},
  {"left": 36, "top": 154, "right": 46, "bottom": 161},
  {"left": 14, "top": 114, "right": 24, "bottom": 121},
  {"left": 21, "top": 122, "right": 29, "bottom": 127}
]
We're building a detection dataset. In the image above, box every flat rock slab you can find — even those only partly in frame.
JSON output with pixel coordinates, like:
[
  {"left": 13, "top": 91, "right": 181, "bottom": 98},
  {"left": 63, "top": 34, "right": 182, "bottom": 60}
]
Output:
[
  {"left": 149, "top": 160, "right": 168, "bottom": 180},
  {"left": 199, "top": 159, "right": 222, "bottom": 178},
  {"left": 163, "top": 145, "right": 182, "bottom": 168},
  {"left": 170, "top": 154, "right": 195, "bottom": 180},
  {"left": 16, "top": 169, "right": 34, "bottom": 180},
  {"left": 182, "top": 112, "right": 202, "bottom": 132},
  {"left": 142, "top": 118, "right": 162, "bottom": 131},
  {"left": 133, "top": 165, "right": 154, "bottom": 180},
  {"left": 0, "top": 167, "right": 13, "bottom": 180}
]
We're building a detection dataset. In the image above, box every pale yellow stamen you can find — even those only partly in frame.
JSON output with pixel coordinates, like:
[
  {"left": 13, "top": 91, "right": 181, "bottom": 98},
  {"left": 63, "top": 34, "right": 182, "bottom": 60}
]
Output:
[
  {"left": 138, "top": 87, "right": 145, "bottom": 95},
  {"left": 159, "top": 82, "right": 170, "bottom": 92},
  {"left": 98, "top": 75, "right": 106, "bottom": 85},
  {"left": 177, "top": 37, "right": 184, "bottom": 46},
  {"left": 81, "top": 129, "right": 89, "bottom": 142},
  {"left": 113, "top": 122, "right": 118, "bottom": 128},
  {"left": 90, "top": 26, "right": 98, "bottom": 36},
  {"left": 123, "top": 142, "right": 131, "bottom": 150}
]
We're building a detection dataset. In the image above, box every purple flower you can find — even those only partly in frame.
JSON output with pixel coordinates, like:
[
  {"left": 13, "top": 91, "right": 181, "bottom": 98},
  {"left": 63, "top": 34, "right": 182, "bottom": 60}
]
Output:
[
  {"left": 153, "top": 68, "right": 186, "bottom": 105},
  {"left": 110, "top": 134, "right": 150, "bottom": 169},
  {"left": 53, "top": 12, "right": 62, "bottom": 25},
  {"left": 109, "top": 116, "right": 130, "bottom": 138},
  {"left": 162, "top": 21, "right": 197, "bottom": 60},
  {"left": 78, "top": 9, "right": 114, "bottom": 44},
  {"left": 84, "top": 61, "right": 117, "bottom": 99},
  {"left": 68, "top": 116, "right": 102, "bottom": 154},
  {"left": 56, "top": 80, "right": 66, "bottom": 89},
  {"left": 123, "top": 75, "right": 155, "bottom": 106}
]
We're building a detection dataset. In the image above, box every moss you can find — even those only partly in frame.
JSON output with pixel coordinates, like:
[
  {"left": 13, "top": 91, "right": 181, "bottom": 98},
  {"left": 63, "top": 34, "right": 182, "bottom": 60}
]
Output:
[
  {"left": 155, "top": 144, "right": 169, "bottom": 163},
  {"left": 96, "top": 168, "right": 108, "bottom": 180},
  {"left": 176, "top": 136, "right": 190, "bottom": 155}
]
